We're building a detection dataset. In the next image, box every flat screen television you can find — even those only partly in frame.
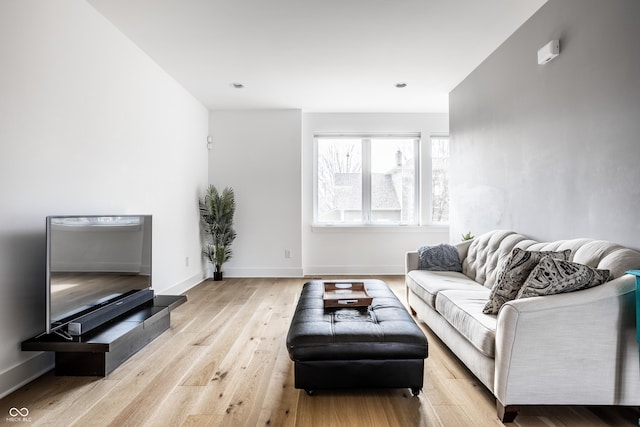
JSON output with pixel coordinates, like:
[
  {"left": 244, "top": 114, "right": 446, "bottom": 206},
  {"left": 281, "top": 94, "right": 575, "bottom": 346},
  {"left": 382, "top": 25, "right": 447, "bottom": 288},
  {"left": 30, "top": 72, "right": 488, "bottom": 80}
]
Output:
[{"left": 45, "top": 215, "right": 152, "bottom": 334}]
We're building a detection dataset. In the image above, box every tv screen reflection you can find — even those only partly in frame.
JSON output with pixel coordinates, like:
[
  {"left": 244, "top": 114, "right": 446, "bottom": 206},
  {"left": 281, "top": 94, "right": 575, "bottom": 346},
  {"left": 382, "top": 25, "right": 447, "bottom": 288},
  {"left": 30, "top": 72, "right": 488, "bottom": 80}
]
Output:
[{"left": 47, "top": 216, "right": 152, "bottom": 327}]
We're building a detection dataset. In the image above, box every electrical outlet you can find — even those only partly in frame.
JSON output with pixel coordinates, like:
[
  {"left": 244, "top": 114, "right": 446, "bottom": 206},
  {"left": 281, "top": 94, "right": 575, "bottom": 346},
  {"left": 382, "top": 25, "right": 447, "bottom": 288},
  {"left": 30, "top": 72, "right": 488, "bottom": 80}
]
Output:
[
  {"left": 284, "top": 249, "right": 292, "bottom": 259},
  {"left": 185, "top": 256, "right": 189, "bottom": 267}
]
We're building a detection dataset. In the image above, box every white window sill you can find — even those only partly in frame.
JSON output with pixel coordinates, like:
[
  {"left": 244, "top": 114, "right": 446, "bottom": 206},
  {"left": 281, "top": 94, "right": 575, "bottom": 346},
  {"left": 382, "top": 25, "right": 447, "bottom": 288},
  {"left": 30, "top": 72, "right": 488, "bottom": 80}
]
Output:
[{"left": 311, "top": 224, "right": 449, "bottom": 233}]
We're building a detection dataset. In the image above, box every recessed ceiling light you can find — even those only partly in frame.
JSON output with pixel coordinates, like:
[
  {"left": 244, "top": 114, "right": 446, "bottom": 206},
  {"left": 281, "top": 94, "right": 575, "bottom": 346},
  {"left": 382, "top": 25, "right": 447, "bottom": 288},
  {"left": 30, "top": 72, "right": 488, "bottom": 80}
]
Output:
[
  {"left": 395, "top": 82, "right": 408, "bottom": 88},
  {"left": 231, "top": 83, "right": 244, "bottom": 89}
]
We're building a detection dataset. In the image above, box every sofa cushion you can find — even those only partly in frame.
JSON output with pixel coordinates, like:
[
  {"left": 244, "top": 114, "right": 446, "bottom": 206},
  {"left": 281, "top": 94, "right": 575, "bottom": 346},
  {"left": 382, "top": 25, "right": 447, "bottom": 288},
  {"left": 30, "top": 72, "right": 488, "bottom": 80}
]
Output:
[
  {"left": 516, "top": 255, "right": 610, "bottom": 299},
  {"left": 435, "top": 288, "right": 496, "bottom": 358},
  {"left": 406, "top": 270, "right": 481, "bottom": 309},
  {"left": 483, "top": 248, "right": 571, "bottom": 315}
]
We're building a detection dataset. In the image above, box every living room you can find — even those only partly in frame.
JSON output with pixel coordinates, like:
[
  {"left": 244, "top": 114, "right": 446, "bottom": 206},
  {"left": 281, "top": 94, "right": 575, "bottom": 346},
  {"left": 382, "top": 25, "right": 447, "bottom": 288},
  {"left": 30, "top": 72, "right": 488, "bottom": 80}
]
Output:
[{"left": 1, "top": 0, "right": 639, "bottom": 425}]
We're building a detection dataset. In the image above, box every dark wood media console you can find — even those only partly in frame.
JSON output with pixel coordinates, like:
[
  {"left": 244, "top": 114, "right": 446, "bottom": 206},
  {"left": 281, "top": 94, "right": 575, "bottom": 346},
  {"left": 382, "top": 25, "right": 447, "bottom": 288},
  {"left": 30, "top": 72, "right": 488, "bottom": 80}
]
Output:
[{"left": 22, "top": 295, "right": 186, "bottom": 376}]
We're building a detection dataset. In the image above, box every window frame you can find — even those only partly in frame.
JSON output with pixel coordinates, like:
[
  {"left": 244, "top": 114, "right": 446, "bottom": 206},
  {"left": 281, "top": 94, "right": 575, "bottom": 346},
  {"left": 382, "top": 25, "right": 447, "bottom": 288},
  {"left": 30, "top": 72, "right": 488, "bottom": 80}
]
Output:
[{"left": 313, "top": 133, "right": 422, "bottom": 227}]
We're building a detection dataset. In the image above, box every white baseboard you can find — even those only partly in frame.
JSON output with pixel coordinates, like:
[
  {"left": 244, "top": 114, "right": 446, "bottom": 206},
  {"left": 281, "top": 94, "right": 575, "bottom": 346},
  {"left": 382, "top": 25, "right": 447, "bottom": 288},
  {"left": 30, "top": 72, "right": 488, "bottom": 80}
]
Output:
[
  {"left": 0, "top": 352, "right": 54, "bottom": 400},
  {"left": 204, "top": 266, "right": 405, "bottom": 278},
  {"left": 222, "top": 267, "right": 304, "bottom": 278},
  {"left": 158, "top": 271, "right": 204, "bottom": 296},
  {"left": 302, "top": 264, "right": 404, "bottom": 276}
]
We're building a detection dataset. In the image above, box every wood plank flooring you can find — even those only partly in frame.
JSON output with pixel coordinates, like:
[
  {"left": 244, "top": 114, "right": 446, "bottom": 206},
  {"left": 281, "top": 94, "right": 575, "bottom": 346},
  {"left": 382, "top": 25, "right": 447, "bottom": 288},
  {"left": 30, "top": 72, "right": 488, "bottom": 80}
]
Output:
[{"left": 2, "top": 276, "right": 639, "bottom": 426}]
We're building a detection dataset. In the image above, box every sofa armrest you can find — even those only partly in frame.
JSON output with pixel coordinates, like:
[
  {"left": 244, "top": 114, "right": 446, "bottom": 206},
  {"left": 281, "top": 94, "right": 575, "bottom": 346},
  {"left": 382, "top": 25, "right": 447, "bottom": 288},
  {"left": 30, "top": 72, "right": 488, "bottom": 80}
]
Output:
[
  {"left": 455, "top": 239, "right": 473, "bottom": 263},
  {"left": 494, "top": 275, "right": 638, "bottom": 406},
  {"left": 405, "top": 251, "right": 420, "bottom": 274}
]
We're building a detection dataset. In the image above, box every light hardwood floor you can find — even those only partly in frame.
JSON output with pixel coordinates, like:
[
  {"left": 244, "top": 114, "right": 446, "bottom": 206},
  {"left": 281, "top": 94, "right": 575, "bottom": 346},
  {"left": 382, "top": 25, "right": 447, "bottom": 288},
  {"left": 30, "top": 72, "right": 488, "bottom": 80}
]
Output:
[{"left": 2, "top": 276, "right": 638, "bottom": 426}]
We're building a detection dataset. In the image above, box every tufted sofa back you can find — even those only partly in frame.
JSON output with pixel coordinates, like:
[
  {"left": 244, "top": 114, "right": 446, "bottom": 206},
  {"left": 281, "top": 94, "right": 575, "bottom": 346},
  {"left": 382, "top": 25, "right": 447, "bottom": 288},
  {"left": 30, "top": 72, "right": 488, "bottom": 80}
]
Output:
[
  {"left": 462, "top": 230, "right": 640, "bottom": 289},
  {"left": 526, "top": 239, "right": 640, "bottom": 280},
  {"left": 462, "top": 230, "right": 535, "bottom": 289}
]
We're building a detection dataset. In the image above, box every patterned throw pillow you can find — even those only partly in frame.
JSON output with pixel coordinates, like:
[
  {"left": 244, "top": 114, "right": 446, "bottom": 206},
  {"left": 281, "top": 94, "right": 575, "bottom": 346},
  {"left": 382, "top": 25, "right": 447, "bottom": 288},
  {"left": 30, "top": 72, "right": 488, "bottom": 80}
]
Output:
[
  {"left": 482, "top": 248, "right": 571, "bottom": 315},
  {"left": 516, "top": 255, "right": 610, "bottom": 299}
]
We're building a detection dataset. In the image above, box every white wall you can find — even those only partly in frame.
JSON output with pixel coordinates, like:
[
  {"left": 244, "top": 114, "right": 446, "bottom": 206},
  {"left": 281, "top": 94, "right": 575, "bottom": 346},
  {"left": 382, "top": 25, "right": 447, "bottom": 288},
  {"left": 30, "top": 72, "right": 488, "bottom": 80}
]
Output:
[
  {"left": 0, "top": 0, "right": 209, "bottom": 398},
  {"left": 208, "top": 111, "right": 449, "bottom": 277},
  {"left": 449, "top": 0, "right": 640, "bottom": 249},
  {"left": 302, "top": 113, "right": 450, "bottom": 275},
  {"left": 209, "top": 110, "right": 303, "bottom": 277}
]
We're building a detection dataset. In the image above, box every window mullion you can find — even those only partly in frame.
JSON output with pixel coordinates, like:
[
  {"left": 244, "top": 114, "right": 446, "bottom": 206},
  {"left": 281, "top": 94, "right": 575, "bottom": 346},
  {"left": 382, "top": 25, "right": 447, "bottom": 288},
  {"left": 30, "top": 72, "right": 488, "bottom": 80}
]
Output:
[
  {"left": 362, "top": 138, "right": 372, "bottom": 224},
  {"left": 413, "top": 138, "right": 421, "bottom": 224}
]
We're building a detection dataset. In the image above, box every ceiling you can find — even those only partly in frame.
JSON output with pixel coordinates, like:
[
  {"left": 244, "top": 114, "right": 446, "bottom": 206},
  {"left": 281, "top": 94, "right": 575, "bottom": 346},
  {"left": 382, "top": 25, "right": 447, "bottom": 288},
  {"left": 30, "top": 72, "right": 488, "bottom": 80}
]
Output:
[{"left": 88, "top": 0, "right": 547, "bottom": 113}]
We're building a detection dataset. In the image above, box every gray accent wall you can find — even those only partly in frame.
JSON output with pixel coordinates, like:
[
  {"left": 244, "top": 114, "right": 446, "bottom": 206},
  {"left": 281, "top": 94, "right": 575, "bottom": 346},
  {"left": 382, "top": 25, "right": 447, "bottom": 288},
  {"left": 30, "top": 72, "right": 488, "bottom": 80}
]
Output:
[{"left": 449, "top": 0, "right": 640, "bottom": 249}]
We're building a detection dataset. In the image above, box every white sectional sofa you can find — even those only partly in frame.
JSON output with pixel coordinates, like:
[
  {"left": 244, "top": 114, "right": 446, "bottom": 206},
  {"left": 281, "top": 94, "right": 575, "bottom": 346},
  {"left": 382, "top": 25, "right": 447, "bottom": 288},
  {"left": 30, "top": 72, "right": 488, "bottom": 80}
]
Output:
[{"left": 405, "top": 229, "right": 640, "bottom": 422}]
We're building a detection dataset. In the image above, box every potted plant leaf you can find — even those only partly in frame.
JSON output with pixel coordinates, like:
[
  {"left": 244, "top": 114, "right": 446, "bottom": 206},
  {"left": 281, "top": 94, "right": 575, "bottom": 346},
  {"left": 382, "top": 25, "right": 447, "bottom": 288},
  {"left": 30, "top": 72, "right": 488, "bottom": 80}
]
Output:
[
  {"left": 461, "top": 231, "right": 475, "bottom": 241},
  {"left": 199, "top": 185, "right": 236, "bottom": 281}
]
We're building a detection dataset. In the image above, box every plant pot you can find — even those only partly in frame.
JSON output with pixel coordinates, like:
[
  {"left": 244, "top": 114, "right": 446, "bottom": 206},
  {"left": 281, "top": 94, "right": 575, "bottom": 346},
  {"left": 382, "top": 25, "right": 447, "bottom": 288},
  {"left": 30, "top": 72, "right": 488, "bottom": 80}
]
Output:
[{"left": 213, "top": 271, "right": 223, "bottom": 281}]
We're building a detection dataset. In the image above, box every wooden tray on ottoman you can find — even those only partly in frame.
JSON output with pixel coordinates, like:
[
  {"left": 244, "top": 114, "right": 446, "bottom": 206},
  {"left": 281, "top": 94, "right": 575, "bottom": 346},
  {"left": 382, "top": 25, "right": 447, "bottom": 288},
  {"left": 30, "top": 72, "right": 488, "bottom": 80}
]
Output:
[{"left": 323, "top": 282, "right": 372, "bottom": 308}]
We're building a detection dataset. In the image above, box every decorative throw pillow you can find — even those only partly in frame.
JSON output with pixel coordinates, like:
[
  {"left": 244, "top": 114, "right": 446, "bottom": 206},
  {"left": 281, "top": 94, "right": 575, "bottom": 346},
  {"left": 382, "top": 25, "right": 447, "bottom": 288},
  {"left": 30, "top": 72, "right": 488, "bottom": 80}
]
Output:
[
  {"left": 482, "top": 248, "right": 571, "bottom": 315},
  {"left": 516, "top": 255, "right": 610, "bottom": 299}
]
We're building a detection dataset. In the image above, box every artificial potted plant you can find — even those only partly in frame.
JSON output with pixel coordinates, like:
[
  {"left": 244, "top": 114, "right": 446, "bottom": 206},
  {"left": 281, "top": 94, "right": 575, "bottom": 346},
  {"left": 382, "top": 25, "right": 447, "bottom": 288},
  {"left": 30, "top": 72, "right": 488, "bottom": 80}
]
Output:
[
  {"left": 461, "top": 231, "right": 475, "bottom": 241},
  {"left": 199, "top": 184, "right": 236, "bottom": 281}
]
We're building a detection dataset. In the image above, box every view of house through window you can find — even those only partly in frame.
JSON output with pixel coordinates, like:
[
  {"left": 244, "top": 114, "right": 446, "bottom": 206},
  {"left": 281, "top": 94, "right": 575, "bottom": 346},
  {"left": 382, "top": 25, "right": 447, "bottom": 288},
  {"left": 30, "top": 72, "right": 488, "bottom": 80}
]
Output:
[
  {"left": 315, "top": 134, "right": 419, "bottom": 225},
  {"left": 317, "top": 138, "right": 363, "bottom": 223},
  {"left": 431, "top": 136, "right": 450, "bottom": 223}
]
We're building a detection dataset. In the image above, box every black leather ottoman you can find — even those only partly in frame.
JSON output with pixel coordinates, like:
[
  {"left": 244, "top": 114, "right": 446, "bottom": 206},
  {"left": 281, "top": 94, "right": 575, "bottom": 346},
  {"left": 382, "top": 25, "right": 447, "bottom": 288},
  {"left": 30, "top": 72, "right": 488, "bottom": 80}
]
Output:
[{"left": 286, "top": 279, "right": 428, "bottom": 395}]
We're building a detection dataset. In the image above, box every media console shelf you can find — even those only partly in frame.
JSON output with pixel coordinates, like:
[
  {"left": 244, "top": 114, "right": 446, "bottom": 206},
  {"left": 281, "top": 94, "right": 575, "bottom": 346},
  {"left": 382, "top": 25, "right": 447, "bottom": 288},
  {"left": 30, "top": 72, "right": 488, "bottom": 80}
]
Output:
[{"left": 22, "top": 295, "right": 186, "bottom": 376}]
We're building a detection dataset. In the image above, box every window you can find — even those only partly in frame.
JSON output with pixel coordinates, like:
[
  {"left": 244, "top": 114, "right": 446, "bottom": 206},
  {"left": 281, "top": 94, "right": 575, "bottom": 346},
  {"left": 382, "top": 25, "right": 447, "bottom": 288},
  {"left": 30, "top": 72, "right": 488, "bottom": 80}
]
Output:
[
  {"left": 431, "top": 136, "right": 450, "bottom": 223},
  {"left": 315, "top": 134, "right": 420, "bottom": 225}
]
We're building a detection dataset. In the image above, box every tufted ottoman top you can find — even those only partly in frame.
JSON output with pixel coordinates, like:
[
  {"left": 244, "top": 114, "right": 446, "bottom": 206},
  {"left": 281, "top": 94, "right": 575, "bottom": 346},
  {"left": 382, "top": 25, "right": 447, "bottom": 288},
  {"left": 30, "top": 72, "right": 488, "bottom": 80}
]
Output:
[{"left": 286, "top": 280, "right": 428, "bottom": 361}]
